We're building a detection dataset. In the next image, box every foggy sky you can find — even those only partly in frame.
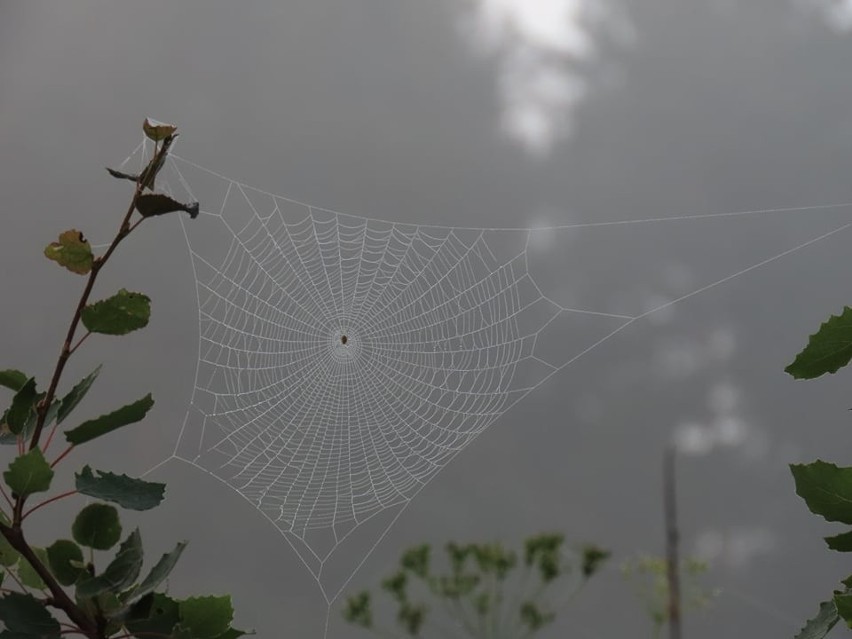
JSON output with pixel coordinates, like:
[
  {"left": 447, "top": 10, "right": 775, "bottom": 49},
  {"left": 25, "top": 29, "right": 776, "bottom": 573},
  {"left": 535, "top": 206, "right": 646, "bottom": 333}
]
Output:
[{"left": 3, "top": 1, "right": 852, "bottom": 637}]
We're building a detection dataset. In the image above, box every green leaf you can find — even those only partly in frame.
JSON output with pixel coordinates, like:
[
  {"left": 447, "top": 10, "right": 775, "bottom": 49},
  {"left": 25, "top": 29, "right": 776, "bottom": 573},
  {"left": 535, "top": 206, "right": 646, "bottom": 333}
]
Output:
[
  {"left": 47, "top": 540, "right": 84, "bottom": 586},
  {"left": 126, "top": 593, "right": 180, "bottom": 638},
  {"left": 142, "top": 118, "right": 177, "bottom": 141},
  {"left": 4, "top": 449, "right": 53, "bottom": 497},
  {"left": 0, "top": 531, "right": 20, "bottom": 568},
  {"left": 826, "top": 530, "right": 852, "bottom": 552},
  {"left": 135, "top": 193, "right": 200, "bottom": 220},
  {"left": 64, "top": 393, "right": 154, "bottom": 445},
  {"left": 127, "top": 541, "right": 186, "bottom": 604},
  {"left": 6, "top": 378, "right": 37, "bottom": 436},
  {"left": 106, "top": 167, "right": 139, "bottom": 183},
  {"left": 0, "top": 371, "right": 27, "bottom": 393},
  {"left": 81, "top": 289, "right": 151, "bottom": 336},
  {"left": 791, "top": 461, "right": 852, "bottom": 524},
  {"left": 212, "top": 627, "right": 253, "bottom": 639},
  {"left": 43, "top": 230, "right": 93, "bottom": 275},
  {"left": 72, "top": 503, "right": 122, "bottom": 550},
  {"left": 835, "top": 593, "right": 852, "bottom": 627},
  {"left": 17, "top": 547, "right": 48, "bottom": 590},
  {"left": 76, "top": 465, "right": 165, "bottom": 511},
  {"left": 77, "top": 529, "right": 143, "bottom": 598},
  {"left": 179, "top": 596, "right": 234, "bottom": 639},
  {"left": 57, "top": 366, "right": 101, "bottom": 425},
  {"left": 0, "top": 592, "right": 60, "bottom": 638},
  {"left": 786, "top": 307, "right": 852, "bottom": 379}
]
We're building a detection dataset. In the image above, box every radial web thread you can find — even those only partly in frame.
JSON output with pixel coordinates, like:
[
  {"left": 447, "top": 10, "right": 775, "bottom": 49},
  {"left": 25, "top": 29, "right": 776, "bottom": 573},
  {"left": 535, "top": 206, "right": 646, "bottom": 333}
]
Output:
[{"left": 126, "top": 143, "right": 852, "bottom": 604}]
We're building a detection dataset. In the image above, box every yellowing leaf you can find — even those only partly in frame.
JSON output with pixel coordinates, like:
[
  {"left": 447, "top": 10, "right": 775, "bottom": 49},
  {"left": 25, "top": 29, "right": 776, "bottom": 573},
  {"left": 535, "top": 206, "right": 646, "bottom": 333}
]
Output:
[
  {"left": 142, "top": 118, "right": 177, "bottom": 142},
  {"left": 44, "top": 230, "right": 93, "bottom": 275}
]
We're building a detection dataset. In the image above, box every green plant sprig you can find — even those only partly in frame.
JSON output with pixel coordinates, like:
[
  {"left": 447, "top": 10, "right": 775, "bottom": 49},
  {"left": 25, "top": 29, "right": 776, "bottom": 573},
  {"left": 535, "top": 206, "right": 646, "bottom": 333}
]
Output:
[{"left": 0, "top": 120, "right": 244, "bottom": 639}]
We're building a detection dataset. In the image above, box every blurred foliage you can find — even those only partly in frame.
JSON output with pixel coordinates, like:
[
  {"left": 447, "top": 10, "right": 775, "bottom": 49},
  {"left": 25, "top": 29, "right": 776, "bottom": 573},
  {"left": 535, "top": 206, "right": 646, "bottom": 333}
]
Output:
[
  {"left": 621, "top": 554, "right": 717, "bottom": 638},
  {"left": 343, "top": 533, "right": 609, "bottom": 638}
]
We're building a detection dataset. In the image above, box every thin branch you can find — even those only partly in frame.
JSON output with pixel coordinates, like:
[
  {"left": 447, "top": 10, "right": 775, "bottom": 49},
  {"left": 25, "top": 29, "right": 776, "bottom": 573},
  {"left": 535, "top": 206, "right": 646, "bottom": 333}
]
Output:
[
  {"left": 0, "top": 484, "right": 14, "bottom": 511},
  {"left": 49, "top": 444, "right": 76, "bottom": 469},
  {"left": 27, "top": 135, "right": 175, "bottom": 459},
  {"left": 4, "top": 562, "right": 28, "bottom": 593},
  {"left": 22, "top": 490, "right": 78, "bottom": 521},
  {"left": 664, "top": 446, "right": 682, "bottom": 639},
  {"left": 0, "top": 522, "right": 94, "bottom": 633},
  {"left": 68, "top": 331, "right": 92, "bottom": 357}
]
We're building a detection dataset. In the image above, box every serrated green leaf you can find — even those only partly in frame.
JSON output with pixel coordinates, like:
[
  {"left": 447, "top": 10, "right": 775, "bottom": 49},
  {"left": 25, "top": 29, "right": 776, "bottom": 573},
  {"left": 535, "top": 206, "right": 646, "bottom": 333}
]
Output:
[
  {"left": 127, "top": 541, "right": 186, "bottom": 604},
  {"left": 4, "top": 449, "right": 53, "bottom": 497},
  {"left": 77, "top": 529, "right": 142, "bottom": 598},
  {"left": 17, "top": 547, "right": 48, "bottom": 590},
  {"left": 0, "top": 592, "right": 60, "bottom": 638},
  {"left": 179, "top": 596, "right": 234, "bottom": 639},
  {"left": 836, "top": 593, "right": 852, "bottom": 627},
  {"left": 76, "top": 465, "right": 165, "bottom": 511},
  {"left": 786, "top": 307, "right": 852, "bottom": 379},
  {"left": 0, "top": 371, "right": 27, "bottom": 393},
  {"left": 57, "top": 366, "right": 101, "bottom": 425},
  {"left": 6, "top": 379, "right": 37, "bottom": 436},
  {"left": 126, "top": 593, "right": 180, "bottom": 638},
  {"left": 792, "top": 461, "right": 852, "bottom": 524},
  {"left": 72, "top": 503, "right": 121, "bottom": 550},
  {"left": 64, "top": 393, "right": 154, "bottom": 445},
  {"left": 135, "top": 193, "right": 199, "bottom": 220},
  {"left": 826, "top": 530, "right": 852, "bottom": 552},
  {"left": 47, "top": 539, "right": 84, "bottom": 586},
  {"left": 43, "top": 230, "right": 93, "bottom": 275},
  {"left": 81, "top": 289, "right": 151, "bottom": 336},
  {"left": 142, "top": 118, "right": 177, "bottom": 142}
]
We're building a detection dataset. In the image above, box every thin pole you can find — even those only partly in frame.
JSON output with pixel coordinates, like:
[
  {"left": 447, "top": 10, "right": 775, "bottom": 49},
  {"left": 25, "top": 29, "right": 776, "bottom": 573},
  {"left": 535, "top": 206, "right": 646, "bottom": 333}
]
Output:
[{"left": 664, "top": 446, "right": 682, "bottom": 639}]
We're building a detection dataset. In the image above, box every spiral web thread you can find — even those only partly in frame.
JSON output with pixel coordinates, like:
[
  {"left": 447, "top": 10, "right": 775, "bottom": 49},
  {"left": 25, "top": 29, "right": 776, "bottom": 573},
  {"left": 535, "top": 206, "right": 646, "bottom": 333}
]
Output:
[{"left": 124, "top": 142, "right": 852, "bottom": 607}]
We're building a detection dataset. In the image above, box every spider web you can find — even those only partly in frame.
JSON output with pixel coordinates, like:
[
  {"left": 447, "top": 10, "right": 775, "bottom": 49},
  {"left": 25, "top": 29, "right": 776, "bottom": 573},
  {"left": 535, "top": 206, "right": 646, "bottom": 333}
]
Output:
[{"left": 125, "top": 142, "right": 852, "bottom": 608}]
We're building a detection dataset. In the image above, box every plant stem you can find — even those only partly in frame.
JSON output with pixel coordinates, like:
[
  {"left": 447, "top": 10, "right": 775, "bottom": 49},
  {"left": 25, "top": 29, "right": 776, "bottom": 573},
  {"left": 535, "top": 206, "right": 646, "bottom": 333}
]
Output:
[
  {"left": 0, "top": 522, "right": 97, "bottom": 635},
  {"left": 22, "top": 490, "right": 78, "bottom": 521},
  {"left": 0, "top": 136, "right": 176, "bottom": 639},
  {"left": 49, "top": 444, "right": 76, "bottom": 469}
]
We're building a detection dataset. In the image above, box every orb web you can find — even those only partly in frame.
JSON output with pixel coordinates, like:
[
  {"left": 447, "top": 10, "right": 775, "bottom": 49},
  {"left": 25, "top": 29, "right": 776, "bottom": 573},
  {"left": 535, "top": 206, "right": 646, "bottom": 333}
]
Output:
[{"left": 127, "top": 143, "right": 852, "bottom": 605}]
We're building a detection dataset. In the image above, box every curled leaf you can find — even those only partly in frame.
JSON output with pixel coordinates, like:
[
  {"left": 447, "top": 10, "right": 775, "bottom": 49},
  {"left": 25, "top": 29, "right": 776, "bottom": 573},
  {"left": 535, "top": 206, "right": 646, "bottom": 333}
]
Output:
[
  {"left": 47, "top": 539, "right": 84, "bottom": 586},
  {"left": 136, "top": 193, "right": 200, "bottom": 219},
  {"left": 0, "top": 370, "right": 28, "bottom": 393},
  {"left": 106, "top": 167, "right": 139, "bottom": 183},
  {"left": 143, "top": 118, "right": 177, "bottom": 142},
  {"left": 44, "top": 230, "right": 93, "bottom": 275}
]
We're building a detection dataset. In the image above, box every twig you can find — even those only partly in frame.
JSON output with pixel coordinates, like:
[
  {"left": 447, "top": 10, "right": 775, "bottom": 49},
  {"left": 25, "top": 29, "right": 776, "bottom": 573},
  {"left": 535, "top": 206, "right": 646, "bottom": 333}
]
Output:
[
  {"left": 22, "top": 490, "right": 78, "bottom": 521},
  {"left": 49, "top": 444, "right": 75, "bottom": 469}
]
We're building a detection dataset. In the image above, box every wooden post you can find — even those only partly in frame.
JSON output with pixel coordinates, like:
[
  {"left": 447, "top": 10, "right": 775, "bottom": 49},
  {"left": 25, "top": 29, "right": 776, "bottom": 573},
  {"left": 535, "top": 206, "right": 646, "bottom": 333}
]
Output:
[{"left": 664, "top": 446, "right": 682, "bottom": 639}]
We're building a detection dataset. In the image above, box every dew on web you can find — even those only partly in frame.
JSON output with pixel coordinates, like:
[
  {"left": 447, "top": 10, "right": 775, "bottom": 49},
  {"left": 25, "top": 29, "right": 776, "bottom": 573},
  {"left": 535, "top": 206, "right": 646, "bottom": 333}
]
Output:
[{"left": 122, "top": 140, "right": 852, "bottom": 614}]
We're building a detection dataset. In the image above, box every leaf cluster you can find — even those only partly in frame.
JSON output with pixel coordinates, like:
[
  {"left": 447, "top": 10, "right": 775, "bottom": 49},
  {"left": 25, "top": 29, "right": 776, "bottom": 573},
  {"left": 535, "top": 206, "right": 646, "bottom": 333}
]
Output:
[
  {"left": 343, "top": 534, "right": 608, "bottom": 639},
  {"left": 786, "top": 307, "right": 852, "bottom": 637},
  {"left": 0, "top": 121, "right": 245, "bottom": 639}
]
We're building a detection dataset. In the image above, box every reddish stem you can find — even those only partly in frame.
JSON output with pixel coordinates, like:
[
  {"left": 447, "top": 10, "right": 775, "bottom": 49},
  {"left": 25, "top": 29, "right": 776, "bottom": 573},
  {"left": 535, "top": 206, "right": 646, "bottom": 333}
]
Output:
[
  {"left": 22, "top": 490, "right": 78, "bottom": 521},
  {"left": 49, "top": 444, "right": 75, "bottom": 469},
  {"left": 0, "top": 484, "right": 13, "bottom": 511}
]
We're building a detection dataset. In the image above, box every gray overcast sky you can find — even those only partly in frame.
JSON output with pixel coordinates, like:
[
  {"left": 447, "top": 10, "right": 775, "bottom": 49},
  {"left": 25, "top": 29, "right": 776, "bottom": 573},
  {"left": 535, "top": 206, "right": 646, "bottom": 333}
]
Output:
[{"left": 3, "top": 1, "right": 852, "bottom": 637}]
